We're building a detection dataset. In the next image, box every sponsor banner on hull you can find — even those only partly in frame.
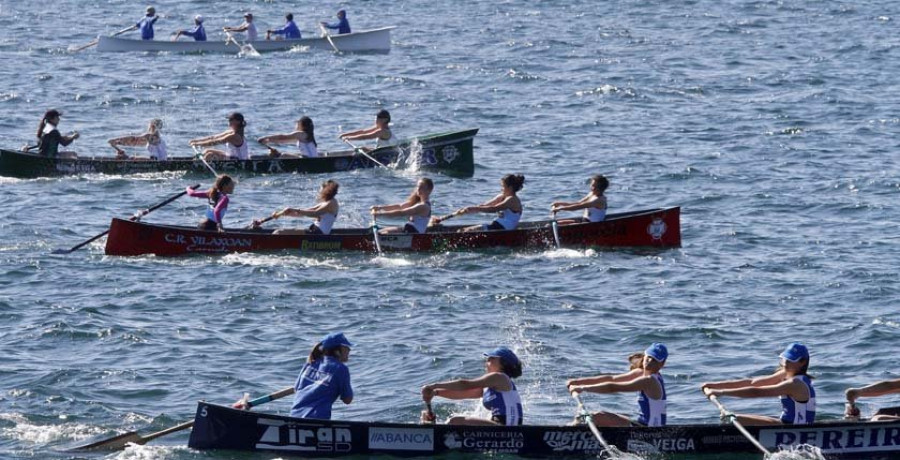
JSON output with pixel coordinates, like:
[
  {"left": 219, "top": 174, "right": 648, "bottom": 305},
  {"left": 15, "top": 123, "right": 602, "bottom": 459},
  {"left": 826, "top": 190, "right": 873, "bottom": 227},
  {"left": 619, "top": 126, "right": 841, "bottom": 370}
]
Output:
[
  {"left": 442, "top": 430, "right": 525, "bottom": 453},
  {"left": 368, "top": 427, "right": 434, "bottom": 451},
  {"left": 759, "top": 424, "right": 900, "bottom": 454},
  {"left": 254, "top": 420, "right": 353, "bottom": 453}
]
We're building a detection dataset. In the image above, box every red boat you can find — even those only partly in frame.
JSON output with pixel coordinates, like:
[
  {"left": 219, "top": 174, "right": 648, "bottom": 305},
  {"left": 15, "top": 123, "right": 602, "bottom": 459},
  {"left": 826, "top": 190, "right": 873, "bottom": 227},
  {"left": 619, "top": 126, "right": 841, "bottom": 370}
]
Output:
[{"left": 103, "top": 207, "right": 681, "bottom": 256}]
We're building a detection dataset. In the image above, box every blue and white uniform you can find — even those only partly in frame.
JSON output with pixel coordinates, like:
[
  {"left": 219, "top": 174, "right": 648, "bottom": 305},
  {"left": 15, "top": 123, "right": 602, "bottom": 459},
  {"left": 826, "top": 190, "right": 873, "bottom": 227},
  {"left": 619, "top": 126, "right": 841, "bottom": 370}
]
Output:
[
  {"left": 780, "top": 375, "right": 816, "bottom": 424},
  {"left": 312, "top": 212, "right": 337, "bottom": 235},
  {"left": 405, "top": 200, "right": 431, "bottom": 234},
  {"left": 137, "top": 16, "right": 158, "bottom": 40},
  {"left": 482, "top": 375, "right": 523, "bottom": 426},
  {"left": 147, "top": 137, "right": 167, "bottom": 161},
  {"left": 488, "top": 208, "right": 522, "bottom": 231},
  {"left": 298, "top": 138, "right": 318, "bottom": 157},
  {"left": 584, "top": 194, "right": 606, "bottom": 222},
  {"left": 636, "top": 374, "right": 666, "bottom": 426},
  {"left": 291, "top": 356, "right": 353, "bottom": 419},
  {"left": 225, "top": 137, "right": 249, "bottom": 160}
]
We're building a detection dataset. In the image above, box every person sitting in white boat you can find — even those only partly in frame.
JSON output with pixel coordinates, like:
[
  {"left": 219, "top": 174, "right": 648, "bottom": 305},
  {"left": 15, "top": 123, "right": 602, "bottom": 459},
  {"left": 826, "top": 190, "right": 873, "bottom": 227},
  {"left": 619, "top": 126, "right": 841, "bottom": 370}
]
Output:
[
  {"left": 339, "top": 109, "right": 396, "bottom": 151},
  {"left": 257, "top": 116, "right": 319, "bottom": 158},
  {"left": 551, "top": 175, "right": 609, "bottom": 225},
  {"left": 320, "top": 9, "right": 351, "bottom": 34},
  {"left": 845, "top": 378, "right": 900, "bottom": 421},
  {"left": 107, "top": 118, "right": 167, "bottom": 160},
  {"left": 266, "top": 13, "right": 301, "bottom": 40},
  {"left": 223, "top": 12, "right": 258, "bottom": 42},
  {"left": 189, "top": 112, "right": 250, "bottom": 161},
  {"left": 173, "top": 15, "right": 207, "bottom": 42},
  {"left": 702, "top": 342, "right": 816, "bottom": 426},
  {"left": 371, "top": 178, "right": 434, "bottom": 234},
  {"left": 447, "top": 174, "right": 525, "bottom": 232},
  {"left": 568, "top": 343, "right": 669, "bottom": 427},
  {"left": 22, "top": 109, "right": 79, "bottom": 159},
  {"left": 254, "top": 180, "right": 339, "bottom": 235},
  {"left": 421, "top": 347, "right": 524, "bottom": 426},
  {"left": 120, "top": 6, "right": 159, "bottom": 40}
]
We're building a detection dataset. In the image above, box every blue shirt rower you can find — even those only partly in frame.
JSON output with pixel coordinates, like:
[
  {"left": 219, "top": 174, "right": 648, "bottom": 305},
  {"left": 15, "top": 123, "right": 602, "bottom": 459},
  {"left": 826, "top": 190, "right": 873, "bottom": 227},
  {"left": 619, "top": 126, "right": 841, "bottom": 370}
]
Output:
[
  {"left": 290, "top": 332, "right": 354, "bottom": 419},
  {"left": 320, "top": 10, "right": 351, "bottom": 34},
  {"left": 173, "top": 15, "right": 207, "bottom": 41},
  {"left": 126, "top": 6, "right": 158, "bottom": 40},
  {"left": 267, "top": 13, "right": 301, "bottom": 40}
]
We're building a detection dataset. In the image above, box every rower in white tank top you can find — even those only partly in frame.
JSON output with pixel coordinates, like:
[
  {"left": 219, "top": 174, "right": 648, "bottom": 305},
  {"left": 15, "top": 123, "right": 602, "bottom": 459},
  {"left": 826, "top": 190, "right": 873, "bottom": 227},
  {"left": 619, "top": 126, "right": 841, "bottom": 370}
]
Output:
[
  {"left": 375, "top": 129, "right": 397, "bottom": 148},
  {"left": 246, "top": 23, "right": 258, "bottom": 41},
  {"left": 298, "top": 139, "right": 319, "bottom": 158},
  {"left": 312, "top": 212, "right": 336, "bottom": 234},
  {"left": 584, "top": 196, "right": 606, "bottom": 222},
  {"left": 226, "top": 137, "right": 249, "bottom": 160},
  {"left": 404, "top": 200, "right": 431, "bottom": 234},
  {"left": 491, "top": 208, "right": 522, "bottom": 230},
  {"left": 147, "top": 137, "right": 167, "bottom": 160}
]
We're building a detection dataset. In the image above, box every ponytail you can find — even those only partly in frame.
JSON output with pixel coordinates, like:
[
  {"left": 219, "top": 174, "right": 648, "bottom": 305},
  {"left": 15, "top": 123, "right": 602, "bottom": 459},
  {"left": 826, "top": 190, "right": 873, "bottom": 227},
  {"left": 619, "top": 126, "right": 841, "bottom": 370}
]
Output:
[
  {"left": 502, "top": 360, "right": 523, "bottom": 379},
  {"left": 36, "top": 119, "right": 46, "bottom": 139},
  {"left": 502, "top": 174, "right": 526, "bottom": 192},
  {"left": 300, "top": 116, "right": 316, "bottom": 147},
  {"left": 307, "top": 342, "right": 325, "bottom": 363}
]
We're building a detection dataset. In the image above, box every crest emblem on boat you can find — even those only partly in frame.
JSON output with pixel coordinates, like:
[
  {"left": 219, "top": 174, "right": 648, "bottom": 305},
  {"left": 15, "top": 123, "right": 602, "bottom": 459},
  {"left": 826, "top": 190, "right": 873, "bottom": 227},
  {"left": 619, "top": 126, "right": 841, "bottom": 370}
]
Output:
[
  {"left": 443, "top": 432, "right": 463, "bottom": 449},
  {"left": 647, "top": 217, "right": 667, "bottom": 240},
  {"left": 442, "top": 146, "right": 459, "bottom": 164}
]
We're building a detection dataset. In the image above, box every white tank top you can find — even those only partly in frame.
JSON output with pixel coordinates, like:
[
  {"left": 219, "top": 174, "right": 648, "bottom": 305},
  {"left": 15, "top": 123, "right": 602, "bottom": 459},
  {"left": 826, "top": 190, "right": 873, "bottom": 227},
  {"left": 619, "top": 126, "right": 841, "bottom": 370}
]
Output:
[
  {"left": 407, "top": 200, "right": 431, "bottom": 234},
  {"left": 493, "top": 207, "right": 522, "bottom": 230},
  {"left": 583, "top": 194, "right": 607, "bottom": 222},
  {"left": 147, "top": 137, "right": 167, "bottom": 161},
  {"left": 375, "top": 130, "right": 396, "bottom": 148},
  {"left": 246, "top": 23, "right": 258, "bottom": 42},
  {"left": 312, "top": 212, "right": 336, "bottom": 235},
  {"left": 226, "top": 137, "right": 249, "bottom": 160},
  {"left": 297, "top": 139, "right": 319, "bottom": 158}
]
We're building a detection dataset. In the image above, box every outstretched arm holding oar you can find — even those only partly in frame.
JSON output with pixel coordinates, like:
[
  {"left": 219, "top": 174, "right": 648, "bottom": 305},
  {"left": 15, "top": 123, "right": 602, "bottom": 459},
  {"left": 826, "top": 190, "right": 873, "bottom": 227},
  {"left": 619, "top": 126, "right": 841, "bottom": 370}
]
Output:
[{"left": 845, "top": 379, "right": 900, "bottom": 421}]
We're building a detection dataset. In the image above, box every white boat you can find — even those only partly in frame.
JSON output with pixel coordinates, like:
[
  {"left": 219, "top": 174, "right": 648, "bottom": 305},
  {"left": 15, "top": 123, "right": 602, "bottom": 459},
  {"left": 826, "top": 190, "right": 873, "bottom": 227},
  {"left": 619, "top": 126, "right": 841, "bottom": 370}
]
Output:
[{"left": 96, "top": 27, "right": 394, "bottom": 53}]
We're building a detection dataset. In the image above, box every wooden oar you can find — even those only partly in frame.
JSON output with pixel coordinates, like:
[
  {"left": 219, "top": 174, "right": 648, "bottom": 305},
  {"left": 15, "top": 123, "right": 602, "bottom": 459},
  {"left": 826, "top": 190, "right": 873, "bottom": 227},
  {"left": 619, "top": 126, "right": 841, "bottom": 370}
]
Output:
[
  {"left": 571, "top": 392, "right": 615, "bottom": 454},
  {"left": 70, "top": 26, "right": 133, "bottom": 52},
  {"left": 69, "top": 386, "right": 294, "bottom": 451},
  {"left": 551, "top": 212, "right": 562, "bottom": 248},
  {"left": 51, "top": 184, "right": 199, "bottom": 254},
  {"left": 343, "top": 138, "right": 388, "bottom": 168},
  {"left": 319, "top": 24, "right": 341, "bottom": 52},
  {"left": 706, "top": 394, "right": 771, "bottom": 455}
]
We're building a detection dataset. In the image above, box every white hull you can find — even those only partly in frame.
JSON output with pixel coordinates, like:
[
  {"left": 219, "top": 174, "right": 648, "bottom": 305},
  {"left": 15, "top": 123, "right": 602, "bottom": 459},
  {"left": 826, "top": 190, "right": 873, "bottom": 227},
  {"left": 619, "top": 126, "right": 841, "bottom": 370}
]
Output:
[{"left": 96, "top": 27, "right": 393, "bottom": 53}]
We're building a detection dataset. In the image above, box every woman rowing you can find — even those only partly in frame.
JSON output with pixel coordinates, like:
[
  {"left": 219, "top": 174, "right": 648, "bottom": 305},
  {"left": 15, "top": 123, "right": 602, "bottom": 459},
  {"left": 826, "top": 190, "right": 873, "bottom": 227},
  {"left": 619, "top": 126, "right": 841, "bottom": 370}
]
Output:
[
  {"left": 190, "top": 112, "right": 250, "bottom": 161},
  {"left": 845, "top": 378, "right": 900, "bottom": 421},
  {"left": 551, "top": 175, "right": 609, "bottom": 225},
  {"left": 290, "top": 332, "right": 354, "bottom": 419},
  {"left": 107, "top": 119, "right": 167, "bottom": 160},
  {"left": 255, "top": 180, "right": 339, "bottom": 235},
  {"left": 443, "top": 174, "right": 524, "bottom": 232},
  {"left": 567, "top": 343, "right": 669, "bottom": 427},
  {"left": 421, "top": 347, "right": 523, "bottom": 426},
  {"left": 371, "top": 178, "right": 433, "bottom": 234},
  {"left": 22, "top": 109, "right": 79, "bottom": 159},
  {"left": 186, "top": 175, "right": 236, "bottom": 232},
  {"left": 702, "top": 342, "right": 816, "bottom": 425},
  {"left": 340, "top": 109, "right": 396, "bottom": 150},
  {"left": 258, "top": 116, "right": 319, "bottom": 158}
]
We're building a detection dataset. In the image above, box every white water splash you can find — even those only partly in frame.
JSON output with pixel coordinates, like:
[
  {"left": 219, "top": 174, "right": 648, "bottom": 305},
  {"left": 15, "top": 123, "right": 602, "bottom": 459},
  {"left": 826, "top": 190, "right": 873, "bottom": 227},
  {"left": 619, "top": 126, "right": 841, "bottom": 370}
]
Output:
[
  {"left": 372, "top": 254, "right": 415, "bottom": 267},
  {"left": 766, "top": 444, "right": 826, "bottom": 460},
  {"left": 111, "top": 444, "right": 190, "bottom": 460},
  {"left": 0, "top": 412, "right": 105, "bottom": 445}
]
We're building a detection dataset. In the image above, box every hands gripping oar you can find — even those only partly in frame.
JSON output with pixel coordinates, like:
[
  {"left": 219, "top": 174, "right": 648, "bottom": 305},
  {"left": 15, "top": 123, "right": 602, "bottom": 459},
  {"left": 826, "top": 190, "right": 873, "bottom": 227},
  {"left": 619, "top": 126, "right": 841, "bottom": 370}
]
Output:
[
  {"left": 571, "top": 392, "right": 615, "bottom": 454},
  {"left": 704, "top": 391, "right": 772, "bottom": 455},
  {"left": 68, "top": 386, "right": 294, "bottom": 452},
  {"left": 52, "top": 184, "right": 200, "bottom": 254},
  {"left": 429, "top": 208, "right": 465, "bottom": 227},
  {"left": 551, "top": 212, "right": 562, "bottom": 249},
  {"left": 191, "top": 145, "right": 219, "bottom": 176},
  {"left": 343, "top": 138, "right": 388, "bottom": 168},
  {"left": 319, "top": 24, "right": 341, "bottom": 52}
]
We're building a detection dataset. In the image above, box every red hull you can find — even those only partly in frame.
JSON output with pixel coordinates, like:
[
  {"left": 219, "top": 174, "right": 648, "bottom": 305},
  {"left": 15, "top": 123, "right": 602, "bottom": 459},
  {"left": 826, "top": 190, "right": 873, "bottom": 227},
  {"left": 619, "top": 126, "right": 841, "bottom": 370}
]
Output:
[{"left": 104, "top": 207, "right": 681, "bottom": 257}]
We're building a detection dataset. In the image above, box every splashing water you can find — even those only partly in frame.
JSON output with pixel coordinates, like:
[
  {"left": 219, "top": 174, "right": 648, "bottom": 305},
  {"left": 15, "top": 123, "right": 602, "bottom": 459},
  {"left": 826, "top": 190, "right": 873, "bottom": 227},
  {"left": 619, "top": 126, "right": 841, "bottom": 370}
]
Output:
[{"left": 766, "top": 445, "right": 826, "bottom": 460}]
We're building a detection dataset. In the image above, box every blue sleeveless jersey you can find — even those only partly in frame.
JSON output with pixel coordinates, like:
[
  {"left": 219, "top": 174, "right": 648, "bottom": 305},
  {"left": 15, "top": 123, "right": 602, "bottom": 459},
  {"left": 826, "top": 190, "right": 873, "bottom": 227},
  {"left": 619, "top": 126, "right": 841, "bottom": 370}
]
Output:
[
  {"left": 637, "top": 374, "right": 667, "bottom": 426},
  {"left": 780, "top": 375, "right": 816, "bottom": 424},
  {"left": 482, "top": 376, "right": 523, "bottom": 425}
]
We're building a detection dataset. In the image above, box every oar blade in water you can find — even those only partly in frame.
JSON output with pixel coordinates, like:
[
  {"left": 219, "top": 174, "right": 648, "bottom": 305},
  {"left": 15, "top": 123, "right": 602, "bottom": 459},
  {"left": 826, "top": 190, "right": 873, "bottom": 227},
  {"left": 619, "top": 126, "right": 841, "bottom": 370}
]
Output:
[{"left": 67, "top": 431, "right": 142, "bottom": 451}]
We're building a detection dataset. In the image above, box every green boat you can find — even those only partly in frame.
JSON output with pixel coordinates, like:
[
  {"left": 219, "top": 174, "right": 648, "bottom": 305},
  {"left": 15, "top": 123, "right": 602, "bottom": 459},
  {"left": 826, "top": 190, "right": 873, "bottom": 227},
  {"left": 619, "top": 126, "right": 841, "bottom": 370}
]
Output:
[{"left": 0, "top": 129, "right": 477, "bottom": 179}]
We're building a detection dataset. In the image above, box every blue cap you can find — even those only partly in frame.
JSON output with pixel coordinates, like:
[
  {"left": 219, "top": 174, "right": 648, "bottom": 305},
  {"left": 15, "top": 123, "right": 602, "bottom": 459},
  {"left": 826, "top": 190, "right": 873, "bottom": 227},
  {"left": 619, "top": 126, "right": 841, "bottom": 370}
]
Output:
[
  {"left": 483, "top": 347, "right": 520, "bottom": 367},
  {"left": 321, "top": 332, "right": 353, "bottom": 350},
  {"left": 644, "top": 343, "right": 668, "bottom": 362},
  {"left": 780, "top": 342, "right": 809, "bottom": 362}
]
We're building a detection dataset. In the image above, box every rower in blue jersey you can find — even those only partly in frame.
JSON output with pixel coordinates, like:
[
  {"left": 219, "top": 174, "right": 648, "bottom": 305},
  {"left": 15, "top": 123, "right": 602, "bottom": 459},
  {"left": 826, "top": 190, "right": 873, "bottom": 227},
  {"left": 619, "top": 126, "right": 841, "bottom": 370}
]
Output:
[
  {"left": 173, "top": 15, "right": 207, "bottom": 42},
  {"left": 320, "top": 10, "right": 351, "bottom": 34},
  {"left": 371, "top": 178, "right": 434, "bottom": 234},
  {"left": 121, "top": 6, "right": 159, "bottom": 40},
  {"left": 568, "top": 343, "right": 668, "bottom": 427},
  {"left": 703, "top": 343, "right": 816, "bottom": 425},
  {"left": 267, "top": 13, "right": 301, "bottom": 40},
  {"left": 290, "top": 332, "right": 354, "bottom": 419},
  {"left": 421, "top": 347, "right": 524, "bottom": 426}
]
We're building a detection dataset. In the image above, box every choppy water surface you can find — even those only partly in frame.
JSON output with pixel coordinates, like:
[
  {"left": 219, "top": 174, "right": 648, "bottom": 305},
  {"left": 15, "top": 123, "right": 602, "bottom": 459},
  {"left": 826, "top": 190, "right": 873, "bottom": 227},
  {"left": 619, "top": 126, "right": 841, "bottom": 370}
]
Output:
[{"left": 1, "top": 0, "right": 899, "bottom": 459}]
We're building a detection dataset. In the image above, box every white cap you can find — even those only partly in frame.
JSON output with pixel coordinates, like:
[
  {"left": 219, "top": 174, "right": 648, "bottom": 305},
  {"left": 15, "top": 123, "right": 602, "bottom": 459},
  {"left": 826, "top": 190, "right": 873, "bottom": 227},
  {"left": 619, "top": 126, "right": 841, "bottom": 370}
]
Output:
[{"left": 194, "top": 15, "right": 204, "bottom": 23}]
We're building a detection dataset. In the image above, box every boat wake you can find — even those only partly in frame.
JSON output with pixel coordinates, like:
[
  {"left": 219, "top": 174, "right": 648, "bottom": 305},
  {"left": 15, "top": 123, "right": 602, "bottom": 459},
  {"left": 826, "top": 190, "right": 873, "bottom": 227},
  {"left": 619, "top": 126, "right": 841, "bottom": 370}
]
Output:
[
  {"left": 766, "top": 444, "right": 826, "bottom": 460},
  {"left": 0, "top": 411, "right": 104, "bottom": 447}
]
